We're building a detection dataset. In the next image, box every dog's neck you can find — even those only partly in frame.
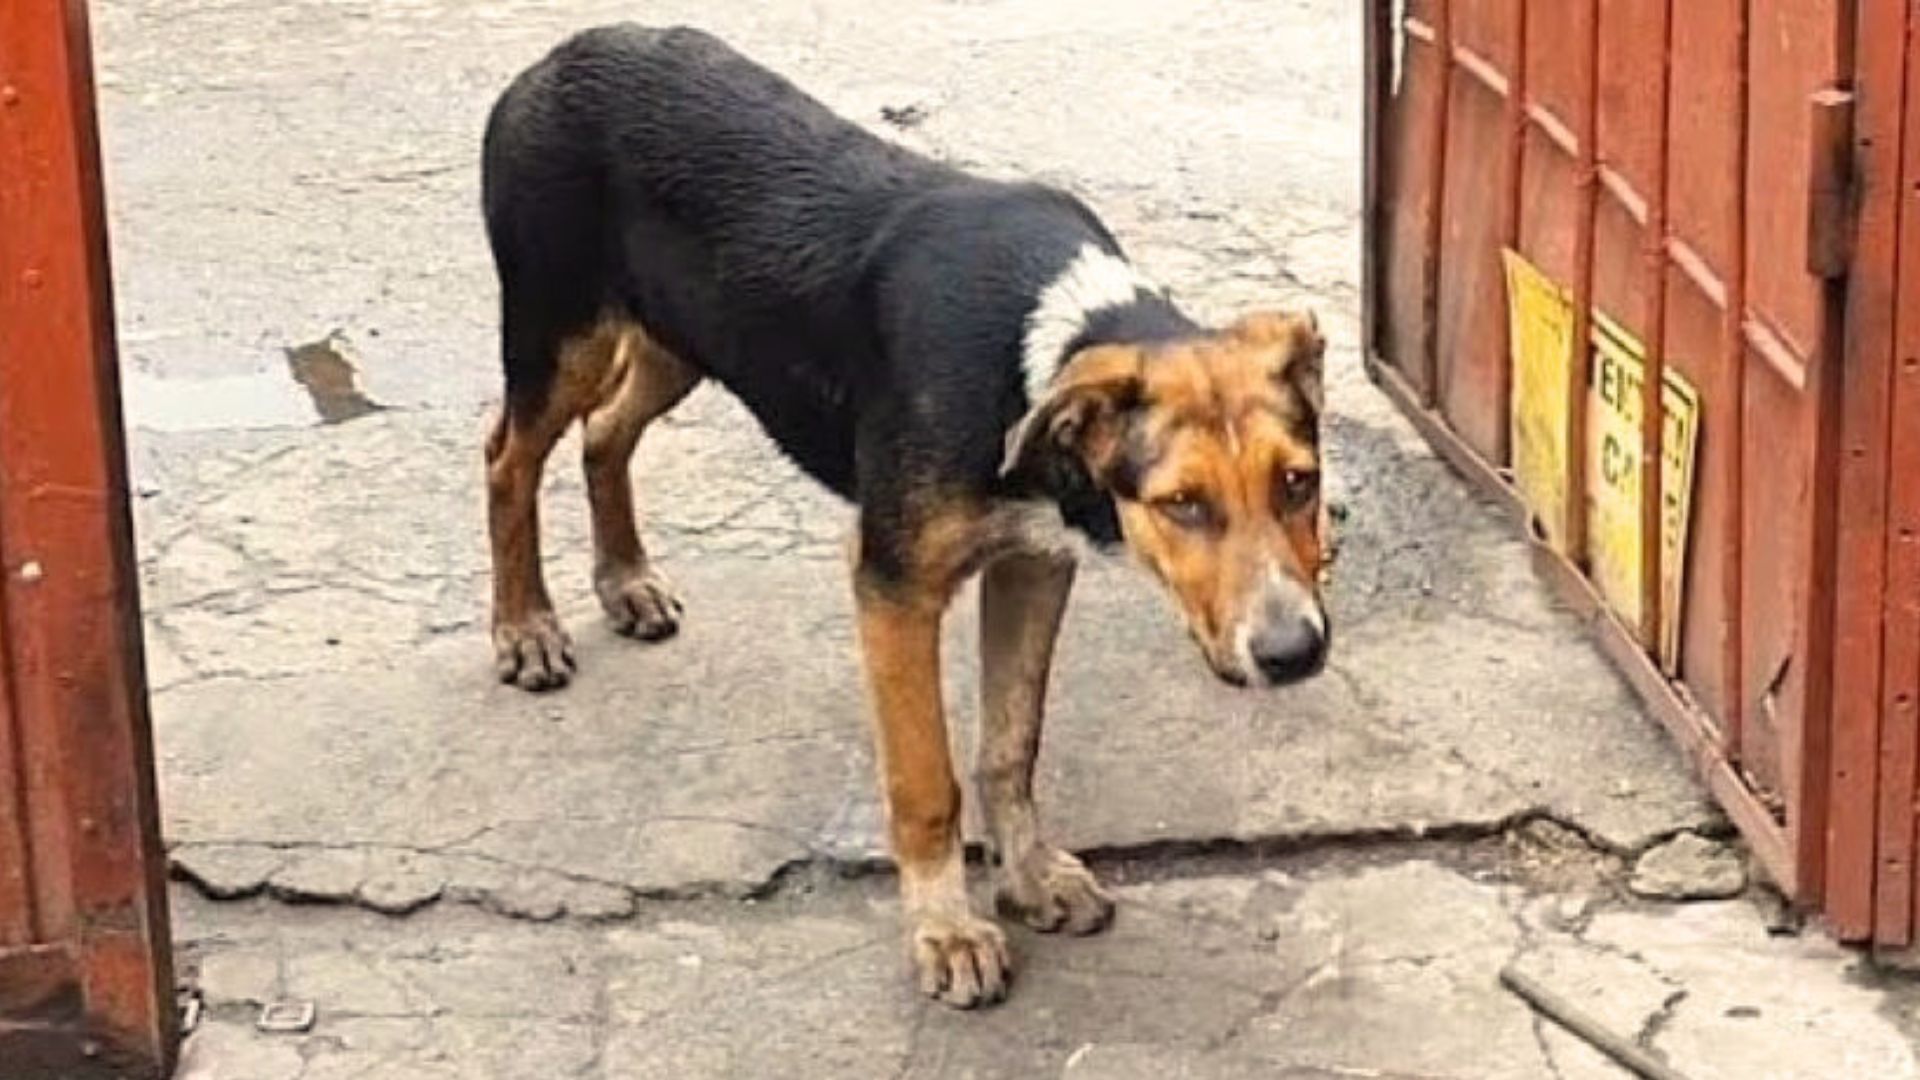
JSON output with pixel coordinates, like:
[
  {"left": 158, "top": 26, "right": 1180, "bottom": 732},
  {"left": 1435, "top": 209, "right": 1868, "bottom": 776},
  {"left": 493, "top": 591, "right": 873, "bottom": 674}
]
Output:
[
  {"left": 1013, "top": 245, "right": 1201, "bottom": 548},
  {"left": 1020, "top": 245, "right": 1198, "bottom": 403}
]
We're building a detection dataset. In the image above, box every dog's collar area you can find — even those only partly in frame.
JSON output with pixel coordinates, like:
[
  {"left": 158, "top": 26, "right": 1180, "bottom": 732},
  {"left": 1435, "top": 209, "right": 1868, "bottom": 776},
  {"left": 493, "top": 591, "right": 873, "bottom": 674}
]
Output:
[{"left": 1021, "top": 246, "right": 1192, "bottom": 404}]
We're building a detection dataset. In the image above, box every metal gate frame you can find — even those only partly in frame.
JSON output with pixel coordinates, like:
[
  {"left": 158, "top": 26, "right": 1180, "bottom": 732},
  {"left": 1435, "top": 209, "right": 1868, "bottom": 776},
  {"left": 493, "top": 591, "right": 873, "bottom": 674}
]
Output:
[
  {"left": 0, "top": 1, "right": 177, "bottom": 1075},
  {"left": 1363, "top": 0, "right": 1856, "bottom": 913},
  {"left": 1827, "top": 0, "right": 1920, "bottom": 948}
]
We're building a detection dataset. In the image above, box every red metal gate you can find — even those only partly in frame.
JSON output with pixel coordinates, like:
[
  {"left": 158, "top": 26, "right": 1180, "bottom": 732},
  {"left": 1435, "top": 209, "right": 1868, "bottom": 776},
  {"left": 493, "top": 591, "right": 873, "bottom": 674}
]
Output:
[
  {"left": 0, "top": 1, "right": 177, "bottom": 1075},
  {"left": 1367, "top": 0, "right": 1856, "bottom": 921},
  {"left": 1827, "top": 0, "right": 1920, "bottom": 948}
]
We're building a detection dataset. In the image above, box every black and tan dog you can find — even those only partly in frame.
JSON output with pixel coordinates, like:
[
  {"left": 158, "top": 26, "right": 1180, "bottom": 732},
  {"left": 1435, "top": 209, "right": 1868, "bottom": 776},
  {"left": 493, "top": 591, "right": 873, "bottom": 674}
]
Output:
[{"left": 481, "top": 25, "right": 1331, "bottom": 1008}]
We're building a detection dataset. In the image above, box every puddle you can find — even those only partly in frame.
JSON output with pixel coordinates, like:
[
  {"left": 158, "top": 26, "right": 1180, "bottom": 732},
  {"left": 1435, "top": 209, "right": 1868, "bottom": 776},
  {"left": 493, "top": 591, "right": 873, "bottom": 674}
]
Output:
[
  {"left": 121, "top": 332, "right": 384, "bottom": 433},
  {"left": 285, "top": 332, "right": 383, "bottom": 424}
]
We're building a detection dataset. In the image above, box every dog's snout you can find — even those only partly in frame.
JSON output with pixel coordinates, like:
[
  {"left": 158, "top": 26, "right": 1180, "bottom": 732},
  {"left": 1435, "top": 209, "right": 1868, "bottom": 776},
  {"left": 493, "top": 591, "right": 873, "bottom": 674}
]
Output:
[{"left": 1248, "top": 615, "right": 1327, "bottom": 685}]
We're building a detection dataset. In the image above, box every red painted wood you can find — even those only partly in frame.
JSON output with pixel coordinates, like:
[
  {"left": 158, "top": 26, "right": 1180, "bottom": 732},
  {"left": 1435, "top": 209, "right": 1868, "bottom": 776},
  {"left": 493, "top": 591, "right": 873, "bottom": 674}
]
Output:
[
  {"left": 1637, "top": 0, "right": 1675, "bottom": 651},
  {"left": 0, "top": 548, "right": 33, "bottom": 947},
  {"left": 1491, "top": 0, "right": 1526, "bottom": 467},
  {"left": 1378, "top": 11, "right": 1446, "bottom": 401},
  {"left": 0, "top": 0, "right": 176, "bottom": 1071},
  {"left": 1366, "top": 0, "right": 1860, "bottom": 927},
  {"left": 1437, "top": 65, "right": 1512, "bottom": 458},
  {"left": 1422, "top": 0, "right": 1456, "bottom": 406},
  {"left": 1564, "top": 0, "right": 1602, "bottom": 564},
  {"left": 1826, "top": 0, "right": 1905, "bottom": 940},
  {"left": 1714, "top": 0, "right": 1749, "bottom": 766},
  {"left": 1879, "top": 0, "right": 1920, "bottom": 947}
]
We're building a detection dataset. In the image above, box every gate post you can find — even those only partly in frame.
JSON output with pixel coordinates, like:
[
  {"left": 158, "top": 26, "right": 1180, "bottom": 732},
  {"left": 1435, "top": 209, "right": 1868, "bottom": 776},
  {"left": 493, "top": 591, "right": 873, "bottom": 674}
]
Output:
[{"left": 0, "top": 1, "right": 178, "bottom": 1076}]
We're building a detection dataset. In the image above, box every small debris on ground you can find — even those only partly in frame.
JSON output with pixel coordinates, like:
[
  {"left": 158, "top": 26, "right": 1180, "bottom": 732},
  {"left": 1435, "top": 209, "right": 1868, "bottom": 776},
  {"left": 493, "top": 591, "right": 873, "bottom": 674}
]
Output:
[
  {"left": 255, "top": 1000, "right": 316, "bottom": 1034},
  {"left": 1630, "top": 832, "right": 1747, "bottom": 901},
  {"left": 1505, "top": 817, "right": 1622, "bottom": 893},
  {"left": 1501, "top": 965, "right": 1695, "bottom": 1080},
  {"left": 880, "top": 101, "right": 929, "bottom": 129}
]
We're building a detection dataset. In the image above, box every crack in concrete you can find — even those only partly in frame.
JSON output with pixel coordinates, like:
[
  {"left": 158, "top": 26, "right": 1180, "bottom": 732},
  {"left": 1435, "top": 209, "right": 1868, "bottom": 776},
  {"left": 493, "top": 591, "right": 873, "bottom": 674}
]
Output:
[
  {"left": 173, "top": 808, "right": 1615, "bottom": 935},
  {"left": 1636, "top": 987, "right": 1689, "bottom": 1051},
  {"left": 1528, "top": 1013, "right": 1569, "bottom": 1080},
  {"left": 1498, "top": 884, "right": 1573, "bottom": 1080}
]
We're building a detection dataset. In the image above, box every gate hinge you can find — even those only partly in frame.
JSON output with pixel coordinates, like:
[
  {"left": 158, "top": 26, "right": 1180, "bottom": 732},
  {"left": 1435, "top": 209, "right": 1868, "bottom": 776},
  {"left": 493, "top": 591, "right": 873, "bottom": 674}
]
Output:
[{"left": 1807, "top": 87, "right": 1856, "bottom": 280}]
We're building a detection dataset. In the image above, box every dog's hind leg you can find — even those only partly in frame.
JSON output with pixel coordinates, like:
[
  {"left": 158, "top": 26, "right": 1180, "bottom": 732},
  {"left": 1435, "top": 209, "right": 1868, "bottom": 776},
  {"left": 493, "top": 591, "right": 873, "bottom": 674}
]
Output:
[
  {"left": 977, "top": 553, "right": 1115, "bottom": 935},
  {"left": 582, "top": 324, "right": 700, "bottom": 639},
  {"left": 487, "top": 315, "right": 626, "bottom": 691},
  {"left": 487, "top": 389, "right": 574, "bottom": 691}
]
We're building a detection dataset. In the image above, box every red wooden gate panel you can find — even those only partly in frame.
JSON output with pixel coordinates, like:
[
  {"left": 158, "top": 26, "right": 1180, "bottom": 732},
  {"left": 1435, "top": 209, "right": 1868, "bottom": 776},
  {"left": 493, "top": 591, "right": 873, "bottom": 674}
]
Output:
[
  {"left": 1829, "top": 0, "right": 1920, "bottom": 950},
  {"left": 0, "top": 1, "right": 176, "bottom": 1075},
  {"left": 1367, "top": 0, "right": 1850, "bottom": 908}
]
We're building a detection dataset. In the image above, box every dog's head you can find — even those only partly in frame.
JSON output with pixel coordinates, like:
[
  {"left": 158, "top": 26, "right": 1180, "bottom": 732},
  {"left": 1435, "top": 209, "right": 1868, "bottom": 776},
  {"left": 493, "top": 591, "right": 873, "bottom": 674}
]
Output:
[{"left": 1004, "top": 310, "right": 1330, "bottom": 687}]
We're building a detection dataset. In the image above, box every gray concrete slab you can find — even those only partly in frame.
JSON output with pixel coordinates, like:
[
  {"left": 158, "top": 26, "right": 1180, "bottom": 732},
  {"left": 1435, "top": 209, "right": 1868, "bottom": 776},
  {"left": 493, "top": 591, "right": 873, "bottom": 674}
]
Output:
[
  {"left": 169, "top": 857, "right": 1920, "bottom": 1080},
  {"left": 149, "top": 385, "right": 1709, "bottom": 913}
]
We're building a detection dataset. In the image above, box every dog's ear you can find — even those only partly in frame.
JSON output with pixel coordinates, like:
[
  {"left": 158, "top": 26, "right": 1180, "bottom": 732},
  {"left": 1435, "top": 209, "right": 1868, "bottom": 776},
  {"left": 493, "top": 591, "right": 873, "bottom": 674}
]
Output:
[
  {"left": 999, "top": 344, "right": 1145, "bottom": 479},
  {"left": 1229, "top": 309, "right": 1324, "bottom": 413}
]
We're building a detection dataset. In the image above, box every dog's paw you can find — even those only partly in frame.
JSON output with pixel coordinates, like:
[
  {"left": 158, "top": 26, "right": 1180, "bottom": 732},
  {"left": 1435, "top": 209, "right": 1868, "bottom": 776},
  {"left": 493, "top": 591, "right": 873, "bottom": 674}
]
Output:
[
  {"left": 910, "top": 913, "right": 1011, "bottom": 1009},
  {"left": 996, "top": 847, "right": 1115, "bottom": 936},
  {"left": 493, "top": 612, "right": 575, "bottom": 691},
  {"left": 595, "top": 566, "right": 683, "bottom": 641}
]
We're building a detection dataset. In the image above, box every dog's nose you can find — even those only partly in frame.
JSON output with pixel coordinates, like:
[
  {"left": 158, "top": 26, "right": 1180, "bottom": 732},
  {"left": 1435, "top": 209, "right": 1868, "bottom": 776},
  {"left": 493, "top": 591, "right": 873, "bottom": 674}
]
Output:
[{"left": 1248, "top": 616, "right": 1327, "bottom": 685}]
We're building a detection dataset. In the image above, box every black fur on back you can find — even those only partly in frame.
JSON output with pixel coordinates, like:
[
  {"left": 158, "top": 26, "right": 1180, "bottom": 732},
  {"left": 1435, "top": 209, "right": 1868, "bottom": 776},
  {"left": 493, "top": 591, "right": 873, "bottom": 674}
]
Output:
[{"left": 483, "top": 25, "right": 1186, "bottom": 562}]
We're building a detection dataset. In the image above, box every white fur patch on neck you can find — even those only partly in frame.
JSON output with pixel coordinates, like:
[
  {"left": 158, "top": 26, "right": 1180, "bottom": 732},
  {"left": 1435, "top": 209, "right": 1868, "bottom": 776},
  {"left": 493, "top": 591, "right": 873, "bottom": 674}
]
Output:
[{"left": 1021, "top": 244, "right": 1160, "bottom": 404}]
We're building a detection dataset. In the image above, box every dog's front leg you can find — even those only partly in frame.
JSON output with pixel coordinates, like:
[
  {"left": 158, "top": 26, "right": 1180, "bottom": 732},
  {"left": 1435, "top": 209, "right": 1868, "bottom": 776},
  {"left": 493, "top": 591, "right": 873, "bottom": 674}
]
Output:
[
  {"left": 978, "top": 553, "right": 1116, "bottom": 935},
  {"left": 855, "top": 578, "right": 1011, "bottom": 1008}
]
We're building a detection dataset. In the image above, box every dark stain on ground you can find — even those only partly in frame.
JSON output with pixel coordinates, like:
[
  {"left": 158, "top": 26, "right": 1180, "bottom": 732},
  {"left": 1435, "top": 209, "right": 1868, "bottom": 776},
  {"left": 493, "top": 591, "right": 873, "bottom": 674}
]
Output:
[{"left": 286, "top": 332, "right": 383, "bottom": 424}]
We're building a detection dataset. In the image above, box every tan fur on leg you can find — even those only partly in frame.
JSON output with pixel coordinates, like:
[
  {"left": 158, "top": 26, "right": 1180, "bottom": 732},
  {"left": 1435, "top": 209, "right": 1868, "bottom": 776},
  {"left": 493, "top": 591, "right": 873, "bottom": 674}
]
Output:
[
  {"left": 581, "top": 323, "right": 700, "bottom": 639},
  {"left": 487, "top": 397, "right": 576, "bottom": 691},
  {"left": 854, "top": 566, "right": 1010, "bottom": 1009},
  {"left": 978, "top": 553, "right": 1114, "bottom": 934},
  {"left": 488, "top": 314, "right": 697, "bottom": 689}
]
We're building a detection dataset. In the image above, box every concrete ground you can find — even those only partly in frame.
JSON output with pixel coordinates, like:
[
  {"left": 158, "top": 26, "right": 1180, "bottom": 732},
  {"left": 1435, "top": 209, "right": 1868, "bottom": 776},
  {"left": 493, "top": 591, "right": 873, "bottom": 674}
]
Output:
[{"left": 88, "top": 0, "right": 1919, "bottom": 1077}]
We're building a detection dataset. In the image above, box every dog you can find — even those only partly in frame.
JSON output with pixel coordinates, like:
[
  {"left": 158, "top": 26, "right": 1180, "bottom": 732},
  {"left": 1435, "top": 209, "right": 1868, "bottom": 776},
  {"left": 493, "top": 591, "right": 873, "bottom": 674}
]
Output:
[{"left": 481, "top": 25, "right": 1331, "bottom": 1008}]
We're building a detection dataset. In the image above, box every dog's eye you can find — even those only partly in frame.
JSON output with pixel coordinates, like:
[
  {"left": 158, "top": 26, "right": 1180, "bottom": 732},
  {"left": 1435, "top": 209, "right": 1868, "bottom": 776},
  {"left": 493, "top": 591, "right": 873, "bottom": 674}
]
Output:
[
  {"left": 1279, "top": 469, "right": 1320, "bottom": 511},
  {"left": 1155, "top": 492, "right": 1215, "bottom": 530}
]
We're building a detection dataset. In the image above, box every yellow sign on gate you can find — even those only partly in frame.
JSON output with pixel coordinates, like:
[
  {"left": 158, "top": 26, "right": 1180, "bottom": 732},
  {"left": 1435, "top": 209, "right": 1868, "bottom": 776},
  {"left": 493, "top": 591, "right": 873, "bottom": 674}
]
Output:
[{"left": 1502, "top": 250, "right": 1701, "bottom": 670}]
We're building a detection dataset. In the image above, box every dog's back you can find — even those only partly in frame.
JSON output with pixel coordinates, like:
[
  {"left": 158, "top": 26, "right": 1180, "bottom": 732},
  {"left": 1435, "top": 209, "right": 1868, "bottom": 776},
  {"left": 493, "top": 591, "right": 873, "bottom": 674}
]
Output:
[{"left": 484, "top": 25, "right": 983, "bottom": 492}]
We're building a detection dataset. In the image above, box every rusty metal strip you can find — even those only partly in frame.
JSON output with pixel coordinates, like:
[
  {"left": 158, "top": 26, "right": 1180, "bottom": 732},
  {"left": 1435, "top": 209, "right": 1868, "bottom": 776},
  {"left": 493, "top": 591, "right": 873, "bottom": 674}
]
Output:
[
  {"left": 1495, "top": 0, "right": 1528, "bottom": 469},
  {"left": 0, "top": 943, "right": 77, "bottom": 1016},
  {"left": 1717, "top": 0, "right": 1750, "bottom": 769},
  {"left": 1563, "top": 0, "right": 1602, "bottom": 563},
  {"left": 0, "top": 544, "right": 32, "bottom": 946},
  {"left": 1419, "top": 0, "right": 1456, "bottom": 408},
  {"left": 1363, "top": 0, "right": 1391, "bottom": 366},
  {"left": 1637, "top": 0, "right": 1675, "bottom": 651}
]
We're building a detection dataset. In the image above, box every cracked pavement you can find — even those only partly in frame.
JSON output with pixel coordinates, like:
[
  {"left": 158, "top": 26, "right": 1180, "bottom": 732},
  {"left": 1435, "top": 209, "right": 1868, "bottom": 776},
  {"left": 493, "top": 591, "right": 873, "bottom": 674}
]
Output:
[{"left": 86, "top": 0, "right": 1920, "bottom": 1076}]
